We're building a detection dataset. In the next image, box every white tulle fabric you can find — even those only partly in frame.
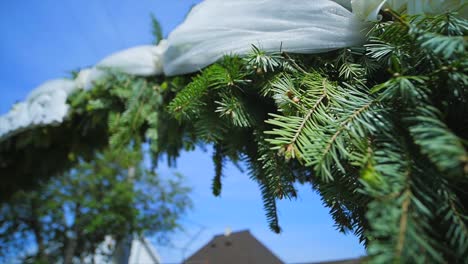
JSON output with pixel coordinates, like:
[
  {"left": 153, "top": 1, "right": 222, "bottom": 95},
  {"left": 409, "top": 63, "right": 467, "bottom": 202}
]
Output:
[{"left": 163, "top": 0, "right": 366, "bottom": 76}]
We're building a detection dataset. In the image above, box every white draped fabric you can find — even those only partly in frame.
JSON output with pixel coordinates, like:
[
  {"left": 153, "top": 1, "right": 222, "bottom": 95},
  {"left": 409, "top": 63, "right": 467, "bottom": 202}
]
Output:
[
  {"left": 76, "top": 42, "right": 168, "bottom": 90},
  {"left": 163, "top": 0, "right": 365, "bottom": 76},
  {"left": 0, "top": 79, "right": 75, "bottom": 139}
]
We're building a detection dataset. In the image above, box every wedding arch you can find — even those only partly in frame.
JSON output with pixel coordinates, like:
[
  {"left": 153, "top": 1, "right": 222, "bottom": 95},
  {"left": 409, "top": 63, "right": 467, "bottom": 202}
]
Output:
[{"left": 1, "top": 1, "right": 467, "bottom": 262}]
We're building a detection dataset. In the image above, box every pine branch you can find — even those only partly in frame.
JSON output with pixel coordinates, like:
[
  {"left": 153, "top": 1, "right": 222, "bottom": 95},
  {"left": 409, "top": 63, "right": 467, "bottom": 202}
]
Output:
[
  {"left": 244, "top": 45, "right": 284, "bottom": 73},
  {"left": 168, "top": 74, "right": 210, "bottom": 120},
  {"left": 372, "top": 75, "right": 429, "bottom": 104},
  {"left": 418, "top": 33, "right": 465, "bottom": 60},
  {"left": 150, "top": 14, "right": 163, "bottom": 45},
  {"left": 395, "top": 189, "right": 411, "bottom": 260},
  {"left": 215, "top": 91, "right": 254, "bottom": 128},
  {"left": 365, "top": 135, "right": 444, "bottom": 263},
  {"left": 265, "top": 73, "right": 332, "bottom": 162},
  {"left": 244, "top": 150, "right": 282, "bottom": 233},
  {"left": 446, "top": 197, "right": 468, "bottom": 258},
  {"left": 193, "top": 109, "right": 228, "bottom": 143},
  {"left": 307, "top": 86, "right": 383, "bottom": 181},
  {"left": 212, "top": 145, "right": 224, "bottom": 196},
  {"left": 406, "top": 106, "right": 468, "bottom": 177}
]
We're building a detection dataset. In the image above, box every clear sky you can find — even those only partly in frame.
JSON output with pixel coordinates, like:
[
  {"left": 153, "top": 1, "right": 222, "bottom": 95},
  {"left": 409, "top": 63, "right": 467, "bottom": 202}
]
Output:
[{"left": 0, "top": 1, "right": 365, "bottom": 263}]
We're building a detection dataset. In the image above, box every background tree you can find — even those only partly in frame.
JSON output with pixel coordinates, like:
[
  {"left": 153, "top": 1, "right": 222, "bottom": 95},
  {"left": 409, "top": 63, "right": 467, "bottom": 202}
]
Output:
[{"left": 0, "top": 147, "right": 191, "bottom": 263}]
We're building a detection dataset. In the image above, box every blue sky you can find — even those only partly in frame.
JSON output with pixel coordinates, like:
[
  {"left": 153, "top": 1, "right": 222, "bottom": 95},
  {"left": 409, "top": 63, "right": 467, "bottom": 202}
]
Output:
[{"left": 0, "top": 1, "right": 365, "bottom": 263}]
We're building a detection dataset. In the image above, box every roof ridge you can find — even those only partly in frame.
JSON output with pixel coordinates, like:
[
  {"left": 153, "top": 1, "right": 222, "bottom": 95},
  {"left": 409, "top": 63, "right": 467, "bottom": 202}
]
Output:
[{"left": 213, "top": 229, "right": 250, "bottom": 237}]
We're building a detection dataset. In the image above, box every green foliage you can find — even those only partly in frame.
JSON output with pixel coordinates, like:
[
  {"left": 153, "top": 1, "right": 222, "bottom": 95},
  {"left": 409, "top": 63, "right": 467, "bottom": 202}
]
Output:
[
  {"left": 0, "top": 147, "right": 191, "bottom": 263},
  {"left": 212, "top": 144, "right": 225, "bottom": 196},
  {"left": 406, "top": 106, "right": 467, "bottom": 177}
]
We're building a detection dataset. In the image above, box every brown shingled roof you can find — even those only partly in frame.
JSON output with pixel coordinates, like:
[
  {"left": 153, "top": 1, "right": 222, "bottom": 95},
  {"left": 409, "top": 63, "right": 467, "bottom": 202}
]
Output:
[
  {"left": 303, "top": 258, "right": 364, "bottom": 264},
  {"left": 184, "top": 230, "right": 284, "bottom": 264}
]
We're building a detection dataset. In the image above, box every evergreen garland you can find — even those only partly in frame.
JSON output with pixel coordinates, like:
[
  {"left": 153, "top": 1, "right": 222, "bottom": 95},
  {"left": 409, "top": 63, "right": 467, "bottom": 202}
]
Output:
[{"left": 0, "top": 11, "right": 467, "bottom": 263}]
